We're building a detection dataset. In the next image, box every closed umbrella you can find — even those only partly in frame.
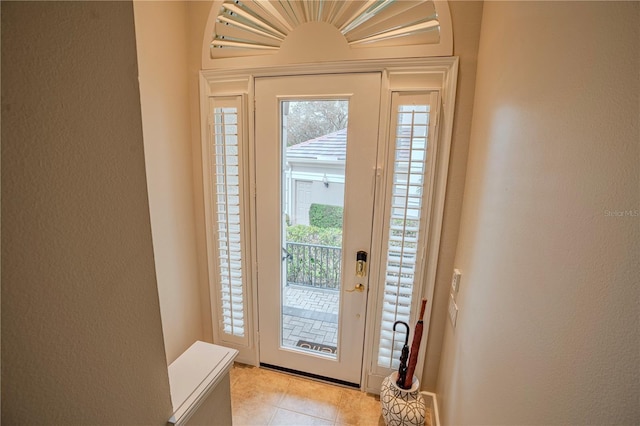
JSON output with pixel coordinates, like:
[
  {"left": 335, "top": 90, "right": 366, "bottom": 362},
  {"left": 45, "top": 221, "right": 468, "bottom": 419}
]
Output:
[
  {"left": 393, "top": 321, "right": 410, "bottom": 388},
  {"left": 403, "top": 299, "right": 428, "bottom": 389}
]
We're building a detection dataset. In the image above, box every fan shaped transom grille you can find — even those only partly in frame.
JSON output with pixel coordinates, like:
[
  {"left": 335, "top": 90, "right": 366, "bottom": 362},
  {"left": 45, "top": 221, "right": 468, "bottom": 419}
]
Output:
[{"left": 210, "top": 0, "right": 440, "bottom": 58}]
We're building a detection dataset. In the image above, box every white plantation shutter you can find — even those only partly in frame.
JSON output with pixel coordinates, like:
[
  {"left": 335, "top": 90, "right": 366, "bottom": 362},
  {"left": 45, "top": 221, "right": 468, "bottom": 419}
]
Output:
[
  {"left": 376, "top": 92, "right": 437, "bottom": 370},
  {"left": 209, "top": 96, "right": 249, "bottom": 346}
]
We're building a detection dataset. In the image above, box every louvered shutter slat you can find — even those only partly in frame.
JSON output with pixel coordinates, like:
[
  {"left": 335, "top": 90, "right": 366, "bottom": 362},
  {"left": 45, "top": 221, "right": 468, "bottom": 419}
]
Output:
[
  {"left": 212, "top": 101, "right": 246, "bottom": 340},
  {"left": 377, "top": 102, "right": 431, "bottom": 369}
]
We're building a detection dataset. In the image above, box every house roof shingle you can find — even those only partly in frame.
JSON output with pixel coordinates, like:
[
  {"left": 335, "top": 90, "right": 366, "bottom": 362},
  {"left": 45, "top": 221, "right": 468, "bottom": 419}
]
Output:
[{"left": 286, "top": 128, "right": 347, "bottom": 161}]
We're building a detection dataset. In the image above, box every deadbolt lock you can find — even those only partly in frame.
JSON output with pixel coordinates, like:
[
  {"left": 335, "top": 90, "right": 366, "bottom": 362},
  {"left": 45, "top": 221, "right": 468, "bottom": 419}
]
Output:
[{"left": 356, "top": 251, "right": 368, "bottom": 277}]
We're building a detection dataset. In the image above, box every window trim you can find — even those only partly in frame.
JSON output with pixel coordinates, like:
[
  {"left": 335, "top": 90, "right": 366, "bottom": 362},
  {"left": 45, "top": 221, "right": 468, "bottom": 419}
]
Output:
[
  {"left": 202, "top": 94, "right": 255, "bottom": 362},
  {"left": 370, "top": 91, "right": 441, "bottom": 380},
  {"left": 199, "top": 58, "right": 459, "bottom": 389}
]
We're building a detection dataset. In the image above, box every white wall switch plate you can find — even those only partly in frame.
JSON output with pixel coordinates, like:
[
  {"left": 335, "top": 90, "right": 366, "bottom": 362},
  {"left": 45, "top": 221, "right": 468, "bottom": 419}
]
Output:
[
  {"left": 451, "top": 269, "right": 461, "bottom": 295},
  {"left": 448, "top": 294, "right": 458, "bottom": 328}
]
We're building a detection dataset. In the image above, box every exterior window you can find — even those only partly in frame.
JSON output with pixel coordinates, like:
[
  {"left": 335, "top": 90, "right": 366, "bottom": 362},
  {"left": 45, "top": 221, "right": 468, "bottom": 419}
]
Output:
[
  {"left": 210, "top": 0, "right": 442, "bottom": 58},
  {"left": 209, "top": 96, "right": 249, "bottom": 345},
  {"left": 377, "top": 94, "right": 433, "bottom": 369}
]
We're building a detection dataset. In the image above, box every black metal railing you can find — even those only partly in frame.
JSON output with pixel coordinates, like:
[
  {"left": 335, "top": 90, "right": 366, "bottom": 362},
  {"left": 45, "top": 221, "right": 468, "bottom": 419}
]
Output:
[{"left": 285, "top": 242, "right": 341, "bottom": 290}]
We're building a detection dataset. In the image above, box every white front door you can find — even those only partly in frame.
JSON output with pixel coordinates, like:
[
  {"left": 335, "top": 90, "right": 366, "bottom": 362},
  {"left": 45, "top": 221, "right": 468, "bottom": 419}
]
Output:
[{"left": 255, "top": 73, "right": 381, "bottom": 385}]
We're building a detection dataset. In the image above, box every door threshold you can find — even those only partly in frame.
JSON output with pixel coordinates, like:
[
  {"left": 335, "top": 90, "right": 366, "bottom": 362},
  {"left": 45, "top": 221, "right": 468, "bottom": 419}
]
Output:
[{"left": 259, "top": 363, "right": 360, "bottom": 389}]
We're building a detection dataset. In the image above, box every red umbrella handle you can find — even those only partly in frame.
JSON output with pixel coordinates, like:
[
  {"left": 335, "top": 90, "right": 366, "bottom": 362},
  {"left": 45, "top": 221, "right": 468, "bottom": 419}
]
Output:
[{"left": 403, "top": 299, "right": 428, "bottom": 389}]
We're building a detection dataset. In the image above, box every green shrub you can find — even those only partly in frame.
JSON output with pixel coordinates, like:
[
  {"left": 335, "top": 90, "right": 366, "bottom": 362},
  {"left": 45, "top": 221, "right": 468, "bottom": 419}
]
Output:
[
  {"left": 309, "top": 204, "right": 343, "bottom": 229},
  {"left": 287, "top": 224, "right": 342, "bottom": 247},
  {"left": 285, "top": 224, "right": 343, "bottom": 288}
]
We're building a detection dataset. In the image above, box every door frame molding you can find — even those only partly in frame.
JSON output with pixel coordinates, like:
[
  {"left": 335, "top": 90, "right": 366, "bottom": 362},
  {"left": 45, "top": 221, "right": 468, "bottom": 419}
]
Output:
[{"left": 199, "top": 57, "right": 459, "bottom": 392}]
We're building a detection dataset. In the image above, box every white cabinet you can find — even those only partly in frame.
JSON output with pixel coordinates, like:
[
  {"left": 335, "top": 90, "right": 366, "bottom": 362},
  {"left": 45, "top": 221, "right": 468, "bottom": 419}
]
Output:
[{"left": 168, "top": 341, "right": 238, "bottom": 426}]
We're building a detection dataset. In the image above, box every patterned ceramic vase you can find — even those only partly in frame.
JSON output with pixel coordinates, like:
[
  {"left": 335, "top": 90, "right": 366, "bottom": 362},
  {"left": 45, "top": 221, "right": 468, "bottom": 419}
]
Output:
[{"left": 380, "top": 372, "right": 426, "bottom": 426}]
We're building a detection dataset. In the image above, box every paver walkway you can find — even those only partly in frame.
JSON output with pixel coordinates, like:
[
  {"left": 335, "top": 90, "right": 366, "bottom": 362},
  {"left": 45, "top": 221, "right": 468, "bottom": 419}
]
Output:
[{"left": 282, "top": 285, "right": 339, "bottom": 351}]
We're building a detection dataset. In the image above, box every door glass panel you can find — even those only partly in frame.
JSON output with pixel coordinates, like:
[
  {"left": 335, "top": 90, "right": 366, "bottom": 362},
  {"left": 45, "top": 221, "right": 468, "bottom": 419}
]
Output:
[{"left": 280, "top": 99, "right": 349, "bottom": 358}]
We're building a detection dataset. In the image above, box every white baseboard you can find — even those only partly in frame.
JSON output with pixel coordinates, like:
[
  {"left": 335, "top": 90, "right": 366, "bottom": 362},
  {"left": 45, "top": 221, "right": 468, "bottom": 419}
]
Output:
[{"left": 419, "top": 391, "right": 441, "bottom": 426}]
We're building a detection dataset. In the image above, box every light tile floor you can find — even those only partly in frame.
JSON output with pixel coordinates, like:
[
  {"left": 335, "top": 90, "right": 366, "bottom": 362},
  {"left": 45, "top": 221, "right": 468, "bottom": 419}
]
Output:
[{"left": 230, "top": 363, "right": 385, "bottom": 426}]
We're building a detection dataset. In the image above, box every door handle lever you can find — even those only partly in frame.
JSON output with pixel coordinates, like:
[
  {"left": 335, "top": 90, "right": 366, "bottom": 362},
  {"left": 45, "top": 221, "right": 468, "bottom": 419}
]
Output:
[{"left": 345, "top": 283, "right": 365, "bottom": 293}]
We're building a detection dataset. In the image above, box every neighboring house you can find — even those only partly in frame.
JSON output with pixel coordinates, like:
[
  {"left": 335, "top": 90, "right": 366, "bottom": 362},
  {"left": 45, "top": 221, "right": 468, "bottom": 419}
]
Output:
[
  {"left": 285, "top": 129, "right": 346, "bottom": 226},
  {"left": 283, "top": 112, "right": 425, "bottom": 226}
]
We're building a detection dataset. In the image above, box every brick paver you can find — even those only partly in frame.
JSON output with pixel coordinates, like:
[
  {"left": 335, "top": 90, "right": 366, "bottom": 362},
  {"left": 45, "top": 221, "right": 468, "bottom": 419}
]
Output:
[{"left": 282, "top": 285, "right": 339, "bottom": 352}]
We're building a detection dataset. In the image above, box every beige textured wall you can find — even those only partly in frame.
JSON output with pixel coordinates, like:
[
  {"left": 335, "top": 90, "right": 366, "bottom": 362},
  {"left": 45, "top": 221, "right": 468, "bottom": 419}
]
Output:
[
  {"left": 437, "top": 2, "right": 640, "bottom": 424},
  {"left": 1, "top": 1, "right": 173, "bottom": 424},
  {"left": 133, "top": 0, "right": 204, "bottom": 364},
  {"left": 421, "top": 0, "right": 484, "bottom": 390},
  {"left": 186, "top": 0, "right": 216, "bottom": 344}
]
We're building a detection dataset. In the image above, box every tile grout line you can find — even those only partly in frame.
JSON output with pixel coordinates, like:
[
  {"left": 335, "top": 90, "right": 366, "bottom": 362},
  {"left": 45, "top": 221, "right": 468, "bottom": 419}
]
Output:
[
  {"left": 270, "top": 406, "right": 337, "bottom": 425},
  {"left": 265, "top": 403, "right": 278, "bottom": 426},
  {"left": 231, "top": 364, "right": 385, "bottom": 426}
]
